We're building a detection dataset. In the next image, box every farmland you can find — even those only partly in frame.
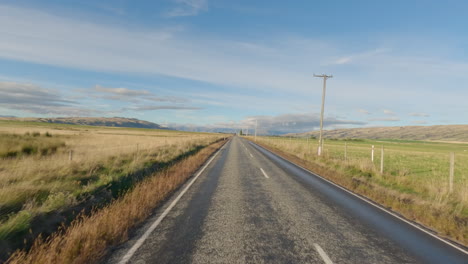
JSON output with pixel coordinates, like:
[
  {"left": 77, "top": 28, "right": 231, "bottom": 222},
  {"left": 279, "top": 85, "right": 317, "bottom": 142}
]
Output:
[
  {"left": 0, "top": 120, "right": 225, "bottom": 259},
  {"left": 250, "top": 136, "right": 468, "bottom": 244}
]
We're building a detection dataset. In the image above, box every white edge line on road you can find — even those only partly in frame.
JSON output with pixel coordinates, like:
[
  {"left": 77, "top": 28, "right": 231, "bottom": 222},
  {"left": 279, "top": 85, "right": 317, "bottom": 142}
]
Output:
[
  {"left": 248, "top": 141, "right": 468, "bottom": 255},
  {"left": 313, "top": 243, "right": 334, "bottom": 264},
  {"left": 260, "top": 167, "right": 269, "bottom": 179},
  {"left": 118, "top": 141, "right": 227, "bottom": 264}
]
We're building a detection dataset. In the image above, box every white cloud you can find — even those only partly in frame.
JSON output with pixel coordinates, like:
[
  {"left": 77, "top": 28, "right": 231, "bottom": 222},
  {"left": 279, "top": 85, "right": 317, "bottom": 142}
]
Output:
[
  {"left": 358, "top": 109, "right": 370, "bottom": 115},
  {"left": 411, "top": 120, "right": 428, "bottom": 124},
  {"left": 1, "top": 4, "right": 467, "bottom": 101},
  {"left": 94, "top": 85, "right": 151, "bottom": 97},
  {"left": 0, "top": 81, "right": 72, "bottom": 106},
  {"left": 0, "top": 80, "right": 198, "bottom": 116},
  {"left": 409, "top": 112, "right": 429, "bottom": 117},
  {"left": 0, "top": 5, "right": 467, "bottom": 126},
  {"left": 334, "top": 57, "right": 352, "bottom": 65},
  {"left": 124, "top": 105, "right": 202, "bottom": 111},
  {"left": 0, "top": 5, "right": 315, "bottom": 94},
  {"left": 165, "top": 0, "right": 208, "bottom": 17},
  {"left": 383, "top": 109, "right": 395, "bottom": 115},
  {"left": 173, "top": 113, "right": 365, "bottom": 134},
  {"left": 90, "top": 85, "right": 186, "bottom": 103},
  {"left": 328, "top": 48, "right": 390, "bottom": 65},
  {"left": 368, "top": 117, "right": 400, "bottom": 122},
  {"left": 0, "top": 81, "right": 100, "bottom": 115}
]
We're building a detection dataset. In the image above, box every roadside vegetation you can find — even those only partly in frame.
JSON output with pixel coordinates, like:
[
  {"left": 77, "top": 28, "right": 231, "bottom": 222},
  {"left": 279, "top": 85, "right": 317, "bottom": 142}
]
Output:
[
  {"left": 249, "top": 136, "right": 468, "bottom": 245},
  {"left": 0, "top": 132, "right": 65, "bottom": 158},
  {"left": 7, "top": 139, "right": 226, "bottom": 264},
  {"left": 0, "top": 120, "right": 226, "bottom": 261}
]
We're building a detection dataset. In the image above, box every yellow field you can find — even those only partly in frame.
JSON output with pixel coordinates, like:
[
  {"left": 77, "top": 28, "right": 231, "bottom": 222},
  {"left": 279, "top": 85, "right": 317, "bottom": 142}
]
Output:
[{"left": 0, "top": 120, "right": 224, "bottom": 258}]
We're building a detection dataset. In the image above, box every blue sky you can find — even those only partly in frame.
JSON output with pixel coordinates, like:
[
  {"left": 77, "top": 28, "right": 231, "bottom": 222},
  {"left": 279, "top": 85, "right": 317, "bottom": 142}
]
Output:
[{"left": 0, "top": 0, "right": 467, "bottom": 134}]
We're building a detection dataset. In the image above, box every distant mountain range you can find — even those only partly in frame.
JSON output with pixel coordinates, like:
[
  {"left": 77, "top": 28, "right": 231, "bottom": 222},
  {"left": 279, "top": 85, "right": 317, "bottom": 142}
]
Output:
[
  {"left": 0, "top": 117, "right": 169, "bottom": 130},
  {"left": 291, "top": 125, "right": 468, "bottom": 142},
  {"left": 2, "top": 117, "right": 466, "bottom": 142}
]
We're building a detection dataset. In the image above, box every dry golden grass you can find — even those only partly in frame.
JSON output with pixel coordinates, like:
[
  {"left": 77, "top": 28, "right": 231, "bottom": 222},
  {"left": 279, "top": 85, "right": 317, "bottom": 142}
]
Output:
[
  {"left": 6, "top": 139, "right": 226, "bottom": 264},
  {"left": 249, "top": 136, "right": 468, "bottom": 245},
  {"left": 0, "top": 121, "right": 225, "bottom": 259}
]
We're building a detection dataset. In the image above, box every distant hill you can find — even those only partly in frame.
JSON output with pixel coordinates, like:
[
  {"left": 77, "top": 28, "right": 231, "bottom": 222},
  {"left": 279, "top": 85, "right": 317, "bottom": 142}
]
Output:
[
  {"left": 0, "top": 117, "right": 169, "bottom": 130},
  {"left": 292, "top": 125, "right": 468, "bottom": 142}
]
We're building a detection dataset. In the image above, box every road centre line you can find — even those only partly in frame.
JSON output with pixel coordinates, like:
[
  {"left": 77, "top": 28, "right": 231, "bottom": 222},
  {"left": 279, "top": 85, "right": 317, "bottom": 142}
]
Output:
[
  {"left": 248, "top": 141, "right": 468, "bottom": 255},
  {"left": 260, "top": 167, "right": 269, "bottom": 178},
  {"left": 314, "top": 243, "right": 334, "bottom": 264},
  {"left": 118, "top": 142, "right": 226, "bottom": 264}
]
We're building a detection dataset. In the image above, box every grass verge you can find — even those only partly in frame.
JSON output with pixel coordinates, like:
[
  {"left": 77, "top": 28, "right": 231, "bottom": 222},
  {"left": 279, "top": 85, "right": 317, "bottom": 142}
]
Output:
[
  {"left": 249, "top": 139, "right": 467, "bottom": 246},
  {"left": 6, "top": 138, "right": 227, "bottom": 263},
  {"left": 0, "top": 124, "right": 223, "bottom": 259}
]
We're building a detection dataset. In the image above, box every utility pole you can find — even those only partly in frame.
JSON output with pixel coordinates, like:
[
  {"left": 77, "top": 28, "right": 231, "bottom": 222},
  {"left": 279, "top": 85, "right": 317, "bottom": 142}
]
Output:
[
  {"left": 314, "top": 74, "right": 333, "bottom": 156},
  {"left": 255, "top": 119, "right": 258, "bottom": 141}
]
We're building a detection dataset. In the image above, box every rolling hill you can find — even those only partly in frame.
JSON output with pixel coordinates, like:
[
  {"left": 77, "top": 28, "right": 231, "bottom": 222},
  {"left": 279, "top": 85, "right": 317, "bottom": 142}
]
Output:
[
  {"left": 0, "top": 117, "right": 168, "bottom": 129},
  {"left": 292, "top": 125, "right": 468, "bottom": 142}
]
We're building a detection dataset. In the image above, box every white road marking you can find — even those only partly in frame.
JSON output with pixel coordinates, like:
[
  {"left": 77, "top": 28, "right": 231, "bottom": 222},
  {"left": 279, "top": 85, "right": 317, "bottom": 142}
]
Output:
[
  {"left": 248, "top": 141, "right": 468, "bottom": 256},
  {"left": 314, "top": 243, "right": 334, "bottom": 264},
  {"left": 249, "top": 153, "right": 253, "bottom": 158},
  {"left": 260, "top": 168, "right": 269, "bottom": 178},
  {"left": 118, "top": 142, "right": 227, "bottom": 264}
]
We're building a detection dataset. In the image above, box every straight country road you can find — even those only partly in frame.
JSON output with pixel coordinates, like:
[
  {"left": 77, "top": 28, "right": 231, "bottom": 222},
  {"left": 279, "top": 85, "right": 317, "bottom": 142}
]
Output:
[{"left": 106, "top": 136, "right": 468, "bottom": 264}]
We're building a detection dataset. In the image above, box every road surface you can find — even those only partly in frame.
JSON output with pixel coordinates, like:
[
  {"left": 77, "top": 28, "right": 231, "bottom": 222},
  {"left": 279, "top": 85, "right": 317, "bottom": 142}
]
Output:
[{"left": 106, "top": 136, "right": 468, "bottom": 264}]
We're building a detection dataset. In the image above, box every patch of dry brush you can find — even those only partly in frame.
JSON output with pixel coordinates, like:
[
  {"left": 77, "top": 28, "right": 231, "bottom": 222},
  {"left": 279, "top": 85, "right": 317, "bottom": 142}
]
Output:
[{"left": 7, "top": 139, "right": 227, "bottom": 264}]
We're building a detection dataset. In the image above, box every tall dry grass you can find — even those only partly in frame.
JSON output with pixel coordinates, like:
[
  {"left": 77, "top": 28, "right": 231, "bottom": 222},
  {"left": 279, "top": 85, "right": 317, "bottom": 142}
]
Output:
[
  {"left": 7, "top": 139, "right": 226, "bottom": 264},
  {"left": 0, "top": 123, "right": 224, "bottom": 259}
]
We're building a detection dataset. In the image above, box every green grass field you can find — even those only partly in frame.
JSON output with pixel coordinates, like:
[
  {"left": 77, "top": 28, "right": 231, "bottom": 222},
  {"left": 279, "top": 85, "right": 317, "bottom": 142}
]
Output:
[
  {"left": 260, "top": 136, "right": 468, "bottom": 202},
  {"left": 251, "top": 135, "right": 468, "bottom": 244}
]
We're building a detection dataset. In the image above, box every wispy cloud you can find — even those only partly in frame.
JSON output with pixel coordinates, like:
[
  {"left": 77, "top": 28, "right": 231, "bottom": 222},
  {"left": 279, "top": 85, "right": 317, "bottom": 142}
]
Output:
[
  {"left": 0, "top": 5, "right": 467, "bottom": 126},
  {"left": 0, "top": 81, "right": 73, "bottom": 106},
  {"left": 0, "top": 80, "right": 198, "bottom": 116},
  {"left": 329, "top": 48, "right": 390, "bottom": 65},
  {"left": 90, "top": 85, "right": 186, "bottom": 103},
  {"left": 165, "top": 0, "right": 207, "bottom": 17},
  {"left": 173, "top": 113, "right": 365, "bottom": 134},
  {"left": 124, "top": 105, "right": 202, "bottom": 111},
  {"left": 358, "top": 109, "right": 370, "bottom": 115},
  {"left": 409, "top": 112, "right": 429, "bottom": 117},
  {"left": 94, "top": 85, "right": 151, "bottom": 97},
  {"left": 1, "top": 4, "right": 467, "bottom": 100},
  {"left": 0, "top": 5, "right": 324, "bottom": 94},
  {"left": 0, "top": 81, "right": 101, "bottom": 115},
  {"left": 368, "top": 117, "right": 400, "bottom": 122},
  {"left": 383, "top": 109, "right": 396, "bottom": 115},
  {"left": 411, "top": 120, "right": 428, "bottom": 124}
]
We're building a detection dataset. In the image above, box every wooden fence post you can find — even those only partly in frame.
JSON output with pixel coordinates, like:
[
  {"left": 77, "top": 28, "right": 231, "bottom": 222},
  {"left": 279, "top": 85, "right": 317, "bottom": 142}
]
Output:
[
  {"left": 371, "top": 145, "right": 375, "bottom": 162},
  {"left": 69, "top": 150, "right": 73, "bottom": 161}
]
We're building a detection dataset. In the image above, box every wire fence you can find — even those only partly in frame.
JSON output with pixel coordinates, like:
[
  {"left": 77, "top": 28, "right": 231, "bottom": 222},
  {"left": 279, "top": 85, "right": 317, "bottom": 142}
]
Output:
[{"left": 255, "top": 136, "right": 468, "bottom": 200}]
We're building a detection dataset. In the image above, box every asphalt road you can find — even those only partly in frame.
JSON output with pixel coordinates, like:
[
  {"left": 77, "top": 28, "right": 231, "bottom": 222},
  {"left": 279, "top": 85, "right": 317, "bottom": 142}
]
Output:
[{"left": 106, "top": 136, "right": 468, "bottom": 264}]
